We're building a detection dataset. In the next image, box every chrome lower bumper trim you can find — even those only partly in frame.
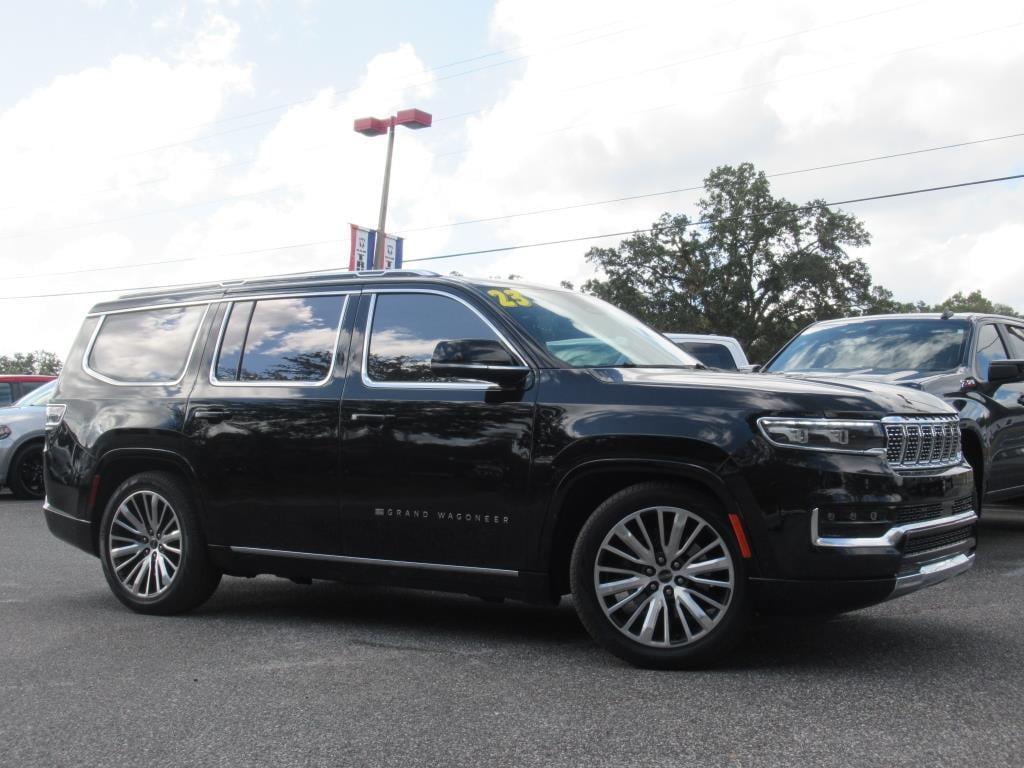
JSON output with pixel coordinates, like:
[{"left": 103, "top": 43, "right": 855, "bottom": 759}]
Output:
[
  {"left": 890, "top": 552, "right": 975, "bottom": 599},
  {"left": 812, "top": 509, "right": 978, "bottom": 550},
  {"left": 229, "top": 546, "right": 519, "bottom": 578}
]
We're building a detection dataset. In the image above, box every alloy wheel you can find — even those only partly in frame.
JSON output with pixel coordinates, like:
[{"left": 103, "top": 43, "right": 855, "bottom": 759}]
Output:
[
  {"left": 593, "top": 505, "right": 734, "bottom": 648},
  {"left": 107, "top": 491, "right": 182, "bottom": 598},
  {"left": 17, "top": 450, "right": 44, "bottom": 497}
]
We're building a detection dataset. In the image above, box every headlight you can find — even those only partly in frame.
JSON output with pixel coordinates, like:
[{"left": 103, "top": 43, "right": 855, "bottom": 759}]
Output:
[
  {"left": 45, "top": 404, "right": 66, "bottom": 431},
  {"left": 757, "top": 417, "right": 885, "bottom": 454},
  {"left": 0, "top": 425, "right": 10, "bottom": 440}
]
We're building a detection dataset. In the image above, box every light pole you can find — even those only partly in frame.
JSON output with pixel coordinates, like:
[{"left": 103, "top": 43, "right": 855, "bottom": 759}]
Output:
[{"left": 353, "top": 108, "right": 432, "bottom": 270}]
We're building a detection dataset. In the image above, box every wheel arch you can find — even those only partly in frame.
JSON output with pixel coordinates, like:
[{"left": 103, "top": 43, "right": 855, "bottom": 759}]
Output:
[
  {"left": 540, "top": 459, "right": 744, "bottom": 598},
  {"left": 88, "top": 448, "right": 204, "bottom": 555},
  {"left": 959, "top": 421, "right": 986, "bottom": 504}
]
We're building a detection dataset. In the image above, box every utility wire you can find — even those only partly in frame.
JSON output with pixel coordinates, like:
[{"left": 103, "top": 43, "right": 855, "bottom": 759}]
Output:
[
  {"left": 7, "top": 13, "right": 1019, "bottom": 242},
  {"left": 394, "top": 131, "right": 1024, "bottom": 234},
  {"left": 403, "top": 173, "right": 1024, "bottom": 263},
  {"left": 5, "top": 128, "right": 1022, "bottom": 281},
  {"left": 1, "top": 172, "right": 1020, "bottom": 301}
]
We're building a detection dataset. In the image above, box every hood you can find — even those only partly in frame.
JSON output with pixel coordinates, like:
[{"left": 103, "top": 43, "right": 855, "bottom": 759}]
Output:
[
  {"left": 770, "top": 368, "right": 964, "bottom": 392},
  {"left": 587, "top": 367, "right": 955, "bottom": 418}
]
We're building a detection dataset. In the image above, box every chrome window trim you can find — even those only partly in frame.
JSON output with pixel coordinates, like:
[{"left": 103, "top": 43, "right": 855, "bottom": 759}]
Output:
[
  {"left": 360, "top": 288, "right": 529, "bottom": 391},
  {"left": 229, "top": 545, "right": 518, "bottom": 577},
  {"left": 811, "top": 507, "right": 977, "bottom": 550},
  {"left": 86, "top": 298, "right": 221, "bottom": 317},
  {"left": 83, "top": 305, "right": 211, "bottom": 387},
  {"left": 208, "top": 293, "right": 353, "bottom": 388}
]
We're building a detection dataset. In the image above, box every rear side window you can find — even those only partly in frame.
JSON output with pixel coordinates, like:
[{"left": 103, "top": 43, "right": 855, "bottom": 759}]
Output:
[
  {"left": 366, "top": 293, "right": 505, "bottom": 383},
  {"left": 1005, "top": 326, "right": 1024, "bottom": 359},
  {"left": 214, "top": 295, "right": 346, "bottom": 383},
  {"left": 975, "top": 324, "right": 1008, "bottom": 379},
  {"left": 88, "top": 305, "right": 206, "bottom": 383},
  {"left": 677, "top": 342, "right": 737, "bottom": 370}
]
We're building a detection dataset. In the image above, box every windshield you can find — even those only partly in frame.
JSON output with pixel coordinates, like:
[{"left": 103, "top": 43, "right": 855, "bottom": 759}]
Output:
[
  {"left": 767, "top": 319, "right": 970, "bottom": 374},
  {"left": 13, "top": 380, "right": 56, "bottom": 407},
  {"left": 473, "top": 284, "right": 700, "bottom": 368}
]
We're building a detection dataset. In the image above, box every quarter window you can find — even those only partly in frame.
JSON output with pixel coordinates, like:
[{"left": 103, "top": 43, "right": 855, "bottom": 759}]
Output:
[
  {"left": 89, "top": 305, "right": 206, "bottom": 383},
  {"left": 975, "top": 324, "right": 1008, "bottom": 380},
  {"left": 214, "top": 296, "right": 345, "bottom": 383},
  {"left": 366, "top": 293, "right": 506, "bottom": 383},
  {"left": 1004, "top": 326, "right": 1024, "bottom": 359}
]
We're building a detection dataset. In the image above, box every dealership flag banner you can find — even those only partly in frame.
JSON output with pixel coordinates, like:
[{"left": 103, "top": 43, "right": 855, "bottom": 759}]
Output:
[{"left": 349, "top": 224, "right": 403, "bottom": 271}]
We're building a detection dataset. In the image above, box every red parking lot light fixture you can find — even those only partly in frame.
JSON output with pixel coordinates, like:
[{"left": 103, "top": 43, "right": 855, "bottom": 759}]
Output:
[{"left": 353, "top": 108, "right": 433, "bottom": 269}]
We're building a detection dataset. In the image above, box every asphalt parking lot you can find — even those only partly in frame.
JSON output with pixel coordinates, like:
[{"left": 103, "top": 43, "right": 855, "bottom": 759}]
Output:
[{"left": 1, "top": 494, "right": 1021, "bottom": 768}]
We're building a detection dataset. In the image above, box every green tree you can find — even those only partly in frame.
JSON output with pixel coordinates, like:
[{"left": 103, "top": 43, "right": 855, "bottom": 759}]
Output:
[
  {"left": 932, "top": 289, "right": 1021, "bottom": 318},
  {"left": 0, "top": 350, "right": 63, "bottom": 375},
  {"left": 582, "top": 163, "right": 874, "bottom": 361}
]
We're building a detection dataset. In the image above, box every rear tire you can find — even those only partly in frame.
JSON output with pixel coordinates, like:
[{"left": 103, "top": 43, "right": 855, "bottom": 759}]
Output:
[
  {"left": 8, "top": 442, "right": 45, "bottom": 500},
  {"left": 570, "top": 482, "right": 749, "bottom": 669},
  {"left": 98, "top": 471, "right": 221, "bottom": 614}
]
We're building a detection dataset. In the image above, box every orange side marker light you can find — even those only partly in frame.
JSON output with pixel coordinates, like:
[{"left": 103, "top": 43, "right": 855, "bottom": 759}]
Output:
[{"left": 728, "top": 513, "right": 753, "bottom": 559}]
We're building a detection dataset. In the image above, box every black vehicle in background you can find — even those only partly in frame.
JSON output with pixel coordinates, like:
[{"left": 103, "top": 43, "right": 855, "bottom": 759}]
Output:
[
  {"left": 43, "top": 272, "right": 977, "bottom": 668},
  {"left": 764, "top": 313, "right": 1024, "bottom": 507}
]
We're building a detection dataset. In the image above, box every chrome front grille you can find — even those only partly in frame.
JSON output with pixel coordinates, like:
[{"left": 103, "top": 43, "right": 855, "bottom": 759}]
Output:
[{"left": 883, "top": 416, "right": 961, "bottom": 470}]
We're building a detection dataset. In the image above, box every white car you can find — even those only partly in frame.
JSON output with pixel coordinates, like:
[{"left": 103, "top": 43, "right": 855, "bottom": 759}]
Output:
[
  {"left": 0, "top": 380, "right": 56, "bottom": 500},
  {"left": 664, "top": 333, "right": 753, "bottom": 371}
]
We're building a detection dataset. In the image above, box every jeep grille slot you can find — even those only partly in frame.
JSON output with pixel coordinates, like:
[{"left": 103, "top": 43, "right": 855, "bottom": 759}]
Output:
[{"left": 884, "top": 416, "right": 961, "bottom": 470}]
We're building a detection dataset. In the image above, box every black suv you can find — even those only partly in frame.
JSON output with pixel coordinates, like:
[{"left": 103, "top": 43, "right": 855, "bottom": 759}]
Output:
[
  {"left": 764, "top": 313, "right": 1024, "bottom": 509},
  {"left": 44, "top": 272, "right": 978, "bottom": 668}
]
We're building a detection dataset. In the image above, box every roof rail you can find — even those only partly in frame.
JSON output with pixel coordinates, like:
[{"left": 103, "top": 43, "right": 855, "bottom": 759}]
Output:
[{"left": 114, "top": 269, "right": 443, "bottom": 301}]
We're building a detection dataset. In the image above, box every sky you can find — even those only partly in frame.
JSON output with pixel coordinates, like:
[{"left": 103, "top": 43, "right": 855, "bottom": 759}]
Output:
[{"left": 1, "top": 0, "right": 1022, "bottom": 358}]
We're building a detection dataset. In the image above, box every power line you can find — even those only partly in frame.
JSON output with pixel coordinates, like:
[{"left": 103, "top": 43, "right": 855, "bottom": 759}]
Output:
[
  {"left": 400, "top": 173, "right": 1024, "bottom": 263},
  {"left": 8, "top": 14, "right": 1019, "bottom": 242},
  {"left": 6, "top": 127, "right": 1023, "bottom": 280},
  {"left": 394, "top": 131, "right": 1024, "bottom": 234},
  {"left": 1, "top": 171, "right": 1020, "bottom": 301}
]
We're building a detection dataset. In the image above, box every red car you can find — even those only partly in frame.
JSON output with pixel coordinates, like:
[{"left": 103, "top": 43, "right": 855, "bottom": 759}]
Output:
[{"left": 0, "top": 375, "right": 56, "bottom": 407}]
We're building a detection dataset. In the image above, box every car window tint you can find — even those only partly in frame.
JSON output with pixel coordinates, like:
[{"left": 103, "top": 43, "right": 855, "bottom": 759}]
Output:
[
  {"left": 214, "top": 301, "right": 254, "bottom": 381},
  {"left": 89, "top": 305, "right": 206, "bottom": 383},
  {"left": 0, "top": 383, "right": 11, "bottom": 406},
  {"left": 678, "top": 342, "right": 737, "bottom": 370},
  {"left": 1005, "top": 326, "right": 1024, "bottom": 359},
  {"left": 975, "top": 324, "right": 1008, "bottom": 379},
  {"left": 14, "top": 381, "right": 56, "bottom": 407},
  {"left": 767, "top": 319, "right": 969, "bottom": 373},
  {"left": 367, "top": 293, "right": 503, "bottom": 383},
  {"left": 217, "top": 296, "right": 344, "bottom": 383}
]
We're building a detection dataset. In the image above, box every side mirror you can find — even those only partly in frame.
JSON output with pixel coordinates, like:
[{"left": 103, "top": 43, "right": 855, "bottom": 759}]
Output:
[
  {"left": 430, "top": 339, "right": 530, "bottom": 387},
  {"left": 987, "top": 359, "right": 1024, "bottom": 384}
]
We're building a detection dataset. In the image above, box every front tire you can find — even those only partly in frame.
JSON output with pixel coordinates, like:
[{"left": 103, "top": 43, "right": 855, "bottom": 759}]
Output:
[
  {"left": 98, "top": 471, "right": 221, "bottom": 614},
  {"left": 8, "top": 442, "right": 45, "bottom": 500},
  {"left": 570, "top": 483, "right": 749, "bottom": 669}
]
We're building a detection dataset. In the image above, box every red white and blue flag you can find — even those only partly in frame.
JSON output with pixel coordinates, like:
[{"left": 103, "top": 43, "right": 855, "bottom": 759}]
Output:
[{"left": 349, "top": 224, "right": 403, "bottom": 271}]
